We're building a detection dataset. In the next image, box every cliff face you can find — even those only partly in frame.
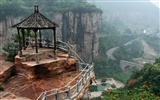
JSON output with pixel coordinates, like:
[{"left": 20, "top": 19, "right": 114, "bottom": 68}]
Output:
[
  {"left": 0, "top": 17, "right": 21, "bottom": 47},
  {"left": 54, "top": 11, "right": 102, "bottom": 63}
]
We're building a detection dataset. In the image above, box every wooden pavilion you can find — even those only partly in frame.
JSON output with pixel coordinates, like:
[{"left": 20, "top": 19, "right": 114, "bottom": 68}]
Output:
[{"left": 13, "top": 6, "right": 59, "bottom": 63}]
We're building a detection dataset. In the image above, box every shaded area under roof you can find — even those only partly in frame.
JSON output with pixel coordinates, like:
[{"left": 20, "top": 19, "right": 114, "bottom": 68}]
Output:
[{"left": 12, "top": 6, "right": 58, "bottom": 29}]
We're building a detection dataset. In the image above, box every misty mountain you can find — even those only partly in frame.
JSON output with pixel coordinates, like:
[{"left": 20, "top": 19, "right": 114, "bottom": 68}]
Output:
[{"left": 89, "top": 0, "right": 159, "bottom": 32}]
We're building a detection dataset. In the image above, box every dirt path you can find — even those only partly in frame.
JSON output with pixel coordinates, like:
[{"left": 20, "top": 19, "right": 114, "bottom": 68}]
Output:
[{"left": 141, "top": 39, "right": 158, "bottom": 56}]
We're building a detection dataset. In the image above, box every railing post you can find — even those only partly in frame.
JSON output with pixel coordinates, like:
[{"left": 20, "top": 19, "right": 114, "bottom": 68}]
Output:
[
  {"left": 44, "top": 92, "right": 47, "bottom": 100},
  {"left": 91, "top": 63, "right": 94, "bottom": 72},
  {"left": 82, "top": 75, "right": 85, "bottom": 85},
  {"left": 77, "top": 80, "right": 79, "bottom": 92},
  {"left": 67, "top": 86, "right": 71, "bottom": 99},
  {"left": 55, "top": 89, "right": 60, "bottom": 100},
  {"left": 88, "top": 67, "right": 91, "bottom": 77},
  {"left": 84, "top": 73, "right": 87, "bottom": 82},
  {"left": 76, "top": 62, "right": 79, "bottom": 71},
  {"left": 67, "top": 44, "right": 70, "bottom": 52}
]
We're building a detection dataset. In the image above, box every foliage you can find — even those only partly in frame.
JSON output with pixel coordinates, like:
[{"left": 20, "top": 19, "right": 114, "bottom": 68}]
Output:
[
  {"left": 100, "top": 59, "right": 160, "bottom": 99},
  {"left": 128, "top": 58, "right": 160, "bottom": 96},
  {"left": 0, "top": 87, "right": 4, "bottom": 91},
  {"left": 111, "top": 84, "right": 116, "bottom": 88},
  {"left": 100, "top": 21, "right": 138, "bottom": 53},
  {"left": 2, "top": 43, "right": 19, "bottom": 62},
  {"left": 0, "top": 0, "right": 28, "bottom": 21},
  {"left": 94, "top": 57, "right": 132, "bottom": 83},
  {"left": 2, "top": 29, "right": 34, "bottom": 62},
  {"left": 0, "top": 0, "right": 102, "bottom": 21},
  {"left": 94, "top": 58, "right": 121, "bottom": 78},
  {"left": 101, "top": 78, "right": 107, "bottom": 83},
  {"left": 89, "top": 85, "right": 97, "bottom": 92},
  {"left": 113, "top": 41, "right": 144, "bottom": 61},
  {"left": 102, "top": 85, "right": 160, "bottom": 100},
  {"left": 95, "top": 19, "right": 146, "bottom": 84}
]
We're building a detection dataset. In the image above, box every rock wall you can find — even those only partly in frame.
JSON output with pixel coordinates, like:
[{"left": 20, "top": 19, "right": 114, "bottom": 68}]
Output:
[
  {"left": 15, "top": 56, "right": 78, "bottom": 79},
  {"left": 0, "top": 17, "right": 21, "bottom": 47},
  {"left": 0, "top": 55, "right": 14, "bottom": 86},
  {"left": 54, "top": 12, "right": 102, "bottom": 63}
]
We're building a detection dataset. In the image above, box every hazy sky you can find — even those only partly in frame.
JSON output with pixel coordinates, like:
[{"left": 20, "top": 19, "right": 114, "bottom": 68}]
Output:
[
  {"left": 88, "top": 0, "right": 160, "bottom": 8},
  {"left": 150, "top": 0, "right": 160, "bottom": 8}
]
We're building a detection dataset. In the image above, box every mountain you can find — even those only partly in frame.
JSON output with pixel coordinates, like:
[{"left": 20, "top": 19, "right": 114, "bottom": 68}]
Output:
[{"left": 89, "top": 0, "right": 159, "bottom": 33}]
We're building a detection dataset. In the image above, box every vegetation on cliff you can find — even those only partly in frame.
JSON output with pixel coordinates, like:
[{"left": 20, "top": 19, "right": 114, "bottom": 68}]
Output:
[
  {"left": 114, "top": 41, "right": 144, "bottom": 62},
  {"left": 2, "top": 30, "right": 34, "bottom": 62},
  {"left": 94, "top": 21, "right": 143, "bottom": 83},
  {"left": 0, "top": 0, "right": 102, "bottom": 21},
  {"left": 92, "top": 58, "right": 160, "bottom": 100},
  {"left": 0, "top": 0, "right": 28, "bottom": 20}
]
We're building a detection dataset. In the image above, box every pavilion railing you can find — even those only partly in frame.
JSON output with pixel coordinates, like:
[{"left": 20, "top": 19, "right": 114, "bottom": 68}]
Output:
[
  {"left": 25, "top": 37, "right": 85, "bottom": 63},
  {"left": 36, "top": 63, "right": 94, "bottom": 100},
  {"left": 25, "top": 37, "right": 53, "bottom": 48}
]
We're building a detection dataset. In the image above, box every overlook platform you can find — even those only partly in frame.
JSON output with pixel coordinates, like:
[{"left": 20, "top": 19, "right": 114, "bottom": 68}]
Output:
[
  {"left": 2, "top": 43, "right": 94, "bottom": 100},
  {"left": 16, "top": 46, "right": 70, "bottom": 66}
]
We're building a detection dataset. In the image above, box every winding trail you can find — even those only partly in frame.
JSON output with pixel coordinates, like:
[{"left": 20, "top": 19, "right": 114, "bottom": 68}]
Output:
[
  {"left": 106, "top": 47, "right": 119, "bottom": 60},
  {"left": 106, "top": 36, "right": 142, "bottom": 60}
]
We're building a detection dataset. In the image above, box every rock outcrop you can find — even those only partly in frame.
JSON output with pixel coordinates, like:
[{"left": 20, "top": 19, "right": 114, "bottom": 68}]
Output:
[
  {"left": 54, "top": 11, "right": 102, "bottom": 63},
  {"left": 0, "top": 17, "right": 21, "bottom": 47},
  {"left": 14, "top": 48, "right": 78, "bottom": 80},
  {"left": 0, "top": 55, "right": 14, "bottom": 86}
]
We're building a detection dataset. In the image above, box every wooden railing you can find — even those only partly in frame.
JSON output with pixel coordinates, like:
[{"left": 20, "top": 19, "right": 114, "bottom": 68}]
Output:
[
  {"left": 57, "top": 40, "right": 85, "bottom": 63},
  {"left": 36, "top": 63, "right": 94, "bottom": 100}
]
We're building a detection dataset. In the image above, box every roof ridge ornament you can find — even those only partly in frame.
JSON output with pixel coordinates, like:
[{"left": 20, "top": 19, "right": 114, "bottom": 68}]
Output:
[{"left": 34, "top": 5, "right": 39, "bottom": 13}]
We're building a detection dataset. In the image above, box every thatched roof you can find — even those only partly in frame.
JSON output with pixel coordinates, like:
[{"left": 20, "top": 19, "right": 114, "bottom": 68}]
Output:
[{"left": 13, "top": 6, "right": 58, "bottom": 29}]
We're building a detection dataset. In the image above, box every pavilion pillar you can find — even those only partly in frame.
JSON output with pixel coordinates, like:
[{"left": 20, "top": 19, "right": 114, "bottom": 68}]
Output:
[
  {"left": 34, "top": 29, "right": 39, "bottom": 64},
  {"left": 53, "top": 27, "right": 57, "bottom": 60},
  {"left": 39, "top": 30, "right": 42, "bottom": 48},
  {"left": 22, "top": 29, "right": 25, "bottom": 50},
  {"left": 17, "top": 28, "right": 22, "bottom": 56}
]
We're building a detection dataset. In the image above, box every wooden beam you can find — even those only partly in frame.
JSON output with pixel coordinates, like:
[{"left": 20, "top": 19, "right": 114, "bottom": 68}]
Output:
[
  {"left": 39, "top": 29, "right": 42, "bottom": 48},
  {"left": 33, "top": 29, "right": 38, "bottom": 53},
  {"left": 22, "top": 29, "right": 25, "bottom": 50},
  {"left": 53, "top": 27, "right": 57, "bottom": 59},
  {"left": 54, "top": 27, "right": 56, "bottom": 51},
  {"left": 17, "top": 28, "right": 22, "bottom": 56},
  {"left": 35, "top": 33, "right": 38, "bottom": 53}
]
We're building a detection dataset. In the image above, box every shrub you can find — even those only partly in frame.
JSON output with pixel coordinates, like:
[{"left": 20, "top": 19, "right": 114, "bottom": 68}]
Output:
[
  {"left": 101, "top": 78, "right": 107, "bottom": 83},
  {"left": 2, "top": 43, "right": 19, "bottom": 62},
  {"left": 0, "top": 87, "right": 4, "bottom": 91},
  {"left": 111, "top": 84, "right": 116, "bottom": 88}
]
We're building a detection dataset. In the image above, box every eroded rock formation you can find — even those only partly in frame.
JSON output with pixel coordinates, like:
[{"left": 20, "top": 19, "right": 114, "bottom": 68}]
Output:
[
  {"left": 0, "top": 55, "right": 14, "bottom": 86},
  {"left": 54, "top": 12, "right": 102, "bottom": 63},
  {"left": 0, "top": 17, "right": 21, "bottom": 47}
]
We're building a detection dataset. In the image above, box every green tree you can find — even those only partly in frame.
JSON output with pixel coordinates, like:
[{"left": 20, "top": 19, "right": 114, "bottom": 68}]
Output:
[{"left": 2, "top": 43, "right": 19, "bottom": 62}]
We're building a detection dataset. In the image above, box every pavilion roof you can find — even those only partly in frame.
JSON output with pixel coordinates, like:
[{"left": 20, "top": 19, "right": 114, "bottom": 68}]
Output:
[{"left": 13, "top": 6, "right": 58, "bottom": 29}]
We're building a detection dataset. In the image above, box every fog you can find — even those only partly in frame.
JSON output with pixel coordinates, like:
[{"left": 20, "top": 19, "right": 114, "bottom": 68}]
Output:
[{"left": 88, "top": 0, "right": 159, "bottom": 32}]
